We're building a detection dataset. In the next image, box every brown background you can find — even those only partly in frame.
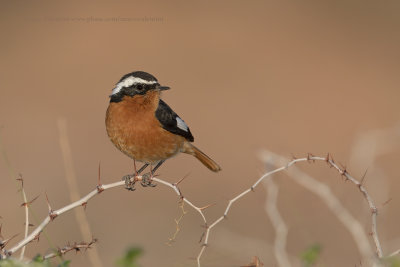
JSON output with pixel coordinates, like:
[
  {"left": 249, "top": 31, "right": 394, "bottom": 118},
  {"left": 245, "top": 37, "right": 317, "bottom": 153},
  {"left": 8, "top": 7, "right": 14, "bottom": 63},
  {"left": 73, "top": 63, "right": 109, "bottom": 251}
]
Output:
[{"left": 1, "top": 1, "right": 400, "bottom": 266}]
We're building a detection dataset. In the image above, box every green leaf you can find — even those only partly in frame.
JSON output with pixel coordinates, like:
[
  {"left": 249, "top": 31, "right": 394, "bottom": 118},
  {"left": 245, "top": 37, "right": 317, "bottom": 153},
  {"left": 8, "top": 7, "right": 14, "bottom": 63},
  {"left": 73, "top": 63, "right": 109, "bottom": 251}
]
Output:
[
  {"left": 382, "top": 256, "right": 400, "bottom": 267},
  {"left": 0, "top": 258, "right": 51, "bottom": 267},
  {"left": 116, "top": 247, "right": 143, "bottom": 267},
  {"left": 32, "top": 255, "right": 44, "bottom": 263},
  {"left": 56, "top": 260, "right": 70, "bottom": 267},
  {"left": 300, "top": 244, "right": 322, "bottom": 267}
]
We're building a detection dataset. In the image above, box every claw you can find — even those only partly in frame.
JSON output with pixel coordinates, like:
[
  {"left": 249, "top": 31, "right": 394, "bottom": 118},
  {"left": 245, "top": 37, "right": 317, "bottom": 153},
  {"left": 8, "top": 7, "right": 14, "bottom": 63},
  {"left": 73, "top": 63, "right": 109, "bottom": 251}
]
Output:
[
  {"left": 122, "top": 174, "right": 136, "bottom": 191},
  {"left": 140, "top": 173, "right": 157, "bottom": 187}
]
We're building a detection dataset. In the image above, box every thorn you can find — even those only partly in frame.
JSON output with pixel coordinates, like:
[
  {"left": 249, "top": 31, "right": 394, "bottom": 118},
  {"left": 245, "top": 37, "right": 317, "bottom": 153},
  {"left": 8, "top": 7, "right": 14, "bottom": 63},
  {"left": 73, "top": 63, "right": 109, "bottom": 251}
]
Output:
[
  {"left": 198, "top": 232, "right": 205, "bottom": 243},
  {"left": 23, "top": 223, "right": 34, "bottom": 227},
  {"left": 46, "top": 193, "right": 57, "bottom": 220},
  {"left": 45, "top": 192, "right": 52, "bottom": 212},
  {"left": 21, "top": 195, "right": 40, "bottom": 207},
  {"left": 338, "top": 161, "right": 346, "bottom": 170},
  {"left": 291, "top": 153, "right": 297, "bottom": 160},
  {"left": 96, "top": 184, "right": 104, "bottom": 193},
  {"left": 360, "top": 168, "right": 368, "bottom": 185},
  {"left": 31, "top": 232, "right": 41, "bottom": 242},
  {"left": 329, "top": 154, "right": 336, "bottom": 166},
  {"left": 382, "top": 198, "right": 392, "bottom": 206},
  {"left": 82, "top": 202, "right": 88, "bottom": 210},
  {"left": 199, "top": 203, "right": 215, "bottom": 211},
  {"left": 325, "top": 153, "right": 330, "bottom": 162},
  {"left": 98, "top": 161, "right": 101, "bottom": 186},
  {"left": 307, "top": 153, "right": 315, "bottom": 162},
  {"left": 16, "top": 175, "right": 23, "bottom": 187},
  {"left": 0, "top": 233, "right": 19, "bottom": 249},
  {"left": 49, "top": 211, "right": 58, "bottom": 221},
  {"left": 250, "top": 186, "right": 255, "bottom": 192},
  {"left": 174, "top": 173, "right": 190, "bottom": 186}
]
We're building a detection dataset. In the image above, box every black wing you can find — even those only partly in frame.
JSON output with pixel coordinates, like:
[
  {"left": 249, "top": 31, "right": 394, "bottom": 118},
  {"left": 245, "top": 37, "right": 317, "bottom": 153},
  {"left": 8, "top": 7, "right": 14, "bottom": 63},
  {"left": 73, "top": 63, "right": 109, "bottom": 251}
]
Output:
[{"left": 155, "top": 99, "right": 194, "bottom": 142}]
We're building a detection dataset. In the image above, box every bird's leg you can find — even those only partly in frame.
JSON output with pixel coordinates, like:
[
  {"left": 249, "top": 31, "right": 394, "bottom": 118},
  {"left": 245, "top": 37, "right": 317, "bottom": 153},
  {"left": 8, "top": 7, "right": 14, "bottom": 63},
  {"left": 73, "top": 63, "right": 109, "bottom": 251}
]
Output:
[
  {"left": 141, "top": 160, "right": 164, "bottom": 187},
  {"left": 137, "top": 163, "right": 149, "bottom": 175},
  {"left": 123, "top": 160, "right": 149, "bottom": 191},
  {"left": 152, "top": 160, "right": 165, "bottom": 173}
]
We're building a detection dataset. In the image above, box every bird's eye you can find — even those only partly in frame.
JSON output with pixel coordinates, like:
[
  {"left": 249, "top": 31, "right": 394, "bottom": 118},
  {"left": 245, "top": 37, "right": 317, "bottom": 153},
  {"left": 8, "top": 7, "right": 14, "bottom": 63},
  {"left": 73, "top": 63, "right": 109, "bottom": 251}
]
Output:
[{"left": 137, "top": 84, "right": 143, "bottom": 91}]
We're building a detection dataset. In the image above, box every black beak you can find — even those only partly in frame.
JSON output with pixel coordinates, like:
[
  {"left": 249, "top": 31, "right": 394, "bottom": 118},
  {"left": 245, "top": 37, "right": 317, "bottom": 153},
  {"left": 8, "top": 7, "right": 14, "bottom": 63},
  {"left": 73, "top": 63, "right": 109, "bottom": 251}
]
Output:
[{"left": 157, "top": 85, "right": 170, "bottom": 91}]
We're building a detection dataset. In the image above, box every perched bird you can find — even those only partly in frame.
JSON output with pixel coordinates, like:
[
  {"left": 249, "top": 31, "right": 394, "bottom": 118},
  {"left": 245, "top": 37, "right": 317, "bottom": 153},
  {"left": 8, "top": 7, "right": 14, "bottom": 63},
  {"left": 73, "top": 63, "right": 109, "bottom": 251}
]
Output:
[{"left": 106, "top": 71, "right": 221, "bottom": 187}]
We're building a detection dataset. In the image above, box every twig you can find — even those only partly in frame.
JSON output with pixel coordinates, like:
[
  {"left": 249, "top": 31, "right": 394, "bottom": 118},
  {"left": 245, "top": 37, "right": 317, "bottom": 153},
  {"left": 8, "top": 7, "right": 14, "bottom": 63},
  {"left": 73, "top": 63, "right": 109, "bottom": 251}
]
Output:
[
  {"left": 166, "top": 198, "right": 187, "bottom": 246},
  {"left": 3, "top": 153, "right": 393, "bottom": 267},
  {"left": 40, "top": 238, "right": 97, "bottom": 260},
  {"left": 260, "top": 151, "right": 377, "bottom": 263},
  {"left": 57, "top": 118, "right": 103, "bottom": 267},
  {"left": 5, "top": 175, "right": 209, "bottom": 261},
  {"left": 17, "top": 176, "right": 29, "bottom": 260},
  {"left": 262, "top": 155, "right": 291, "bottom": 267},
  {"left": 5, "top": 180, "right": 125, "bottom": 256},
  {"left": 263, "top": 178, "right": 291, "bottom": 267},
  {"left": 195, "top": 153, "right": 386, "bottom": 266},
  {"left": 389, "top": 249, "right": 400, "bottom": 257}
]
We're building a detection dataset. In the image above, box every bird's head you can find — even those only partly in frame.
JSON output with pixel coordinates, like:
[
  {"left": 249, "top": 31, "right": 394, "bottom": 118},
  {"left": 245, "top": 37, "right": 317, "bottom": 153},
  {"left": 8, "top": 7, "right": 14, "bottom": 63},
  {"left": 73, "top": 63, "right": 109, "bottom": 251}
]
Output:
[{"left": 110, "top": 71, "right": 170, "bottom": 103}]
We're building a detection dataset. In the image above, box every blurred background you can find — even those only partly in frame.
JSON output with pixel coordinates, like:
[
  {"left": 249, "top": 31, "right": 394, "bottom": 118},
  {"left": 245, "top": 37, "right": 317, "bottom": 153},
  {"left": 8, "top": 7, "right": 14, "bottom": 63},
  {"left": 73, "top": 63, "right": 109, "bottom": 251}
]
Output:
[{"left": 0, "top": 1, "right": 400, "bottom": 266}]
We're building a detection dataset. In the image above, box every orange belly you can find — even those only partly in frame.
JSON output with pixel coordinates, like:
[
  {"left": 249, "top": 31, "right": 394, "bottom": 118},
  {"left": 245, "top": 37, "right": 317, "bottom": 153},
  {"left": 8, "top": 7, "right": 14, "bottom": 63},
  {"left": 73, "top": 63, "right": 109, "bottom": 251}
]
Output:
[{"left": 105, "top": 94, "right": 185, "bottom": 163}]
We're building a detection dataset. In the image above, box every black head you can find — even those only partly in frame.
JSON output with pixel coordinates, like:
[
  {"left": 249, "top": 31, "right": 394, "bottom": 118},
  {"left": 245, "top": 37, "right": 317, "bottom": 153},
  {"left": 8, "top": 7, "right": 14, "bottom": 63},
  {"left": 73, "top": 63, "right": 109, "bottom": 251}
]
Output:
[{"left": 110, "top": 71, "right": 170, "bottom": 103}]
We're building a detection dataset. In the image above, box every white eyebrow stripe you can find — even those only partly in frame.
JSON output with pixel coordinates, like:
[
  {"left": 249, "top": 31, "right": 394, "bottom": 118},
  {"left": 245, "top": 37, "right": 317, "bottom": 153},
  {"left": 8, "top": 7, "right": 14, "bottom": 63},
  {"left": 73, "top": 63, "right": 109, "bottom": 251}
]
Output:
[
  {"left": 111, "top": 83, "right": 124, "bottom": 95},
  {"left": 176, "top": 117, "right": 188, "bottom": 132},
  {"left": 111, "top": 76, "right": 158, "bottom": 95}
]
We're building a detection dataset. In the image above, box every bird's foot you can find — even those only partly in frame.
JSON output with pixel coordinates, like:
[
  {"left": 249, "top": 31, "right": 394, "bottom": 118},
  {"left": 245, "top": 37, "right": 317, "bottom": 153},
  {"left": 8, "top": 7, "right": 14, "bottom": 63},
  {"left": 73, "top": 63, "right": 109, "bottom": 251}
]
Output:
[
  {"left": 140, "top": 173, "right": 157, "bottom": 187},
  {"left": 122, "top": 174, "right": 136, "bottom": 191}
]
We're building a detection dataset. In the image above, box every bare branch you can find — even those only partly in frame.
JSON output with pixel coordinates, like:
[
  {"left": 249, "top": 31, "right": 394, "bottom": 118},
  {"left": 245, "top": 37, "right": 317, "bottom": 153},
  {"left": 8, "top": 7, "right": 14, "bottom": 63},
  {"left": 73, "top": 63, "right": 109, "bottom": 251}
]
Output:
[
  {"left": 40, "top": 238, "right": 97, "bottom": 260},
  {"left": 263, "top": 178, "right": 291, "bottom": 267},
  {"left": 166, "top": 199, "right": 187, "bottom": 246},
  {"left": 57, "top": 118, "right": 103, "bottom": 267},
  {"left": 17, "top": 175, "right": 29, "bottom": 260},
  {"left": 194, "top": 152, "right": 388, "bottom": 266},
  {"left": 389, "top": 249, "right": 400, "bottom": 258},
  {"left": 3, "top": 152, "right": 394, "bottom": 267},
  {"left": 260, "top": 151, "right": 378, "bottom": 262},
  {"left": 262, "top": 155, "right": 291, "bottom": 267},
  {"left": 5, "top": 175, "right": 208, "bottom": 261},
  {"left": 5, "top": 180, "right": 123, "bottom": 256}
]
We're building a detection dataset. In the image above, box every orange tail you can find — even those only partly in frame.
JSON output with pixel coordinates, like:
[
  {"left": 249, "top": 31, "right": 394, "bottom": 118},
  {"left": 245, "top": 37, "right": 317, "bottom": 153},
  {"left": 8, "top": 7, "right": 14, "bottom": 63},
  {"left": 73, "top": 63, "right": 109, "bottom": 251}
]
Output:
[{"left": 187, "top": 144, "right": 221, "bottom": 172}]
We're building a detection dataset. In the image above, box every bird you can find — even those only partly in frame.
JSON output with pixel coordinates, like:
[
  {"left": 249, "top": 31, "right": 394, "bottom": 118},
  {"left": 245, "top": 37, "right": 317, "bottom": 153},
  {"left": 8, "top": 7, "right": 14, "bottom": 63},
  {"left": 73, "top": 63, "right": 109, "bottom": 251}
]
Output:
[{"left": 105, "top": 71, "right": 221, "bottom": 188}]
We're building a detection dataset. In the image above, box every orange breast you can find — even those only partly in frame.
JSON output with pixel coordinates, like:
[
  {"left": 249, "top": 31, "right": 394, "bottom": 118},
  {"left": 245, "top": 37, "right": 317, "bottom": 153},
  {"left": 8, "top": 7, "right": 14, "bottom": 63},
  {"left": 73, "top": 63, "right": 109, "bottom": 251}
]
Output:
[{"left": 105, "top": 91, "right": 185, "bottom": 163}]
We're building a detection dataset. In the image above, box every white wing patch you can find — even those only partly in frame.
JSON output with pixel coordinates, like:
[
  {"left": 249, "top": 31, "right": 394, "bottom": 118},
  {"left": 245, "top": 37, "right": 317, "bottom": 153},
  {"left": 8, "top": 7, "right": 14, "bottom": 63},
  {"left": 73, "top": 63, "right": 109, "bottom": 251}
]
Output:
[
  {"left": 111, "top": 76, "right": 158, "bottom": 95},
  {"left": 176, "top": 117, "right": 188, "bottom": 132}
]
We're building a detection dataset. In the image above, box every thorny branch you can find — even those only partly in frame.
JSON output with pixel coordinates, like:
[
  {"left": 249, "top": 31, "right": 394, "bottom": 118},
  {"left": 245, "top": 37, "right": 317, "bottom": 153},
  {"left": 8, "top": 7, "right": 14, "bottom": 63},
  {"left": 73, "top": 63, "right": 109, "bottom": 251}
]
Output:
[
  {"left": 0, "top": 153, "right": 397, "bottom": 267},
  {"left": 39, "top": 238, "right": 97, "bottom": 261},
  {"left": 166, "top": 198, "right": 187, "bottom": 246},
  {"left": 261, "top": 151, "right": 378, "bottom": 266},
  {"left": 193, "top": 153, "right": 389, "bottom": 266},
  {"left": 17, "top": 175, "right": 30, "bottom": 261},
  {"left": 3, "top": 179, "right": 125, "bottom": 257}
]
